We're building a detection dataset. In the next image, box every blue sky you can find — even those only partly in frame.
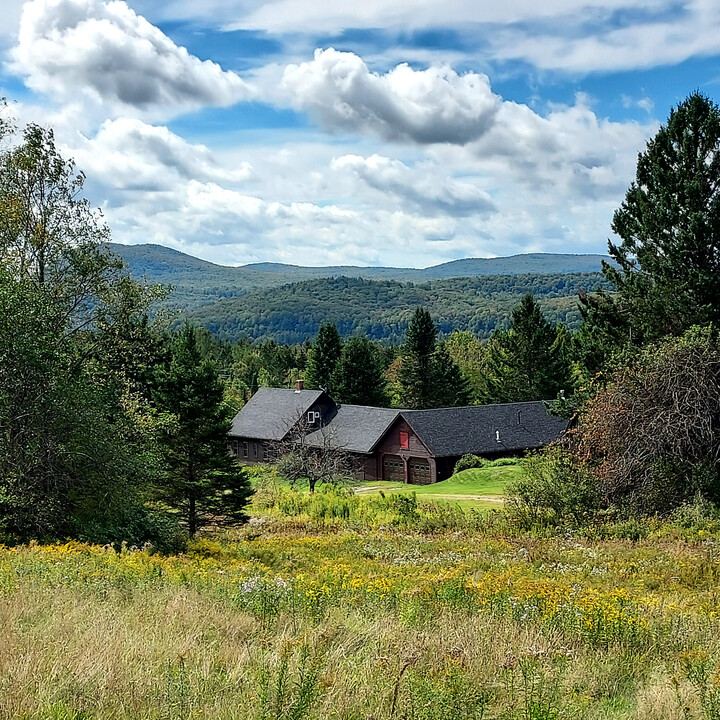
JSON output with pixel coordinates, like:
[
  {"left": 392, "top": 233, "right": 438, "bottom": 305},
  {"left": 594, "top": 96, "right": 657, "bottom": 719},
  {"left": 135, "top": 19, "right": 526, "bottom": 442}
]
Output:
[{"left": 0, "top": 0, "right": 718, "bottom": 267}]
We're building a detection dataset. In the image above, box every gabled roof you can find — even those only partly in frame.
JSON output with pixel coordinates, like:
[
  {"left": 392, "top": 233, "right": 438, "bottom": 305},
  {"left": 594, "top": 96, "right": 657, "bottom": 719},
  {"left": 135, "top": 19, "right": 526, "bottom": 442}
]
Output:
[
  {"left": 401, "top": 402, "right": 567, "bottom": 457},
  {"left": 303, "top": 404, "right": 400, "bottom": 454},
  {"left": 229, "top": 387, "right": 326, "bottom": 441}
]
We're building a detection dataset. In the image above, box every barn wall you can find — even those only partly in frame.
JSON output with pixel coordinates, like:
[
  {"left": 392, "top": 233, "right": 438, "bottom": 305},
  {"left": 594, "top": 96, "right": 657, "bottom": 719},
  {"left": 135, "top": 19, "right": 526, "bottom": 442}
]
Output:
[{"left": 375, "top": 418, "right": 438, "bottom": 484}]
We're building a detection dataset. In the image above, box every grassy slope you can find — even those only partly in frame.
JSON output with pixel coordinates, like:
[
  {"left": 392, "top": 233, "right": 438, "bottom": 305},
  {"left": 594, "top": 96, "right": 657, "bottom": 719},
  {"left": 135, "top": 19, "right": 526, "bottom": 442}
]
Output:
[{"left": 353, "top": 462, "right": 523, "bottom": 509}]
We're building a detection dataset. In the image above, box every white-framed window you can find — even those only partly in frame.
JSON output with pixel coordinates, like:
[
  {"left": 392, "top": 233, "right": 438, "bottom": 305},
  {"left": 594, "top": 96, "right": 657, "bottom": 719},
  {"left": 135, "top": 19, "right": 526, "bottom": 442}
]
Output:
[
  {"left": 242, "top": 442, "right": 248, "bottom": 458},
  {"left": 307, "top": 410, "right": 321, "bottom": 424}
]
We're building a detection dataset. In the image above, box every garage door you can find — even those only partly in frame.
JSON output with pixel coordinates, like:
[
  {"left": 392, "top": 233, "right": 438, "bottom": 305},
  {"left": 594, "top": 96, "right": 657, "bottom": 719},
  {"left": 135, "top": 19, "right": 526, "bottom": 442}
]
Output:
[
  {"left": 408, "top": 458, "right": 432, "bottom": 485},
  {"left": 383, "top": 455, "right": 405, "bottom": 483}
]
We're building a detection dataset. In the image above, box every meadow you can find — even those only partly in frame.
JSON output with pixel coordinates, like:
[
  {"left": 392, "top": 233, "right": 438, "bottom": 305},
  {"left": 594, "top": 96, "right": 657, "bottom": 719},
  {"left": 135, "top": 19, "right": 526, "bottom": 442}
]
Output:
[{"left": 3, "top": 469, "right": 720, "bottom": 719}]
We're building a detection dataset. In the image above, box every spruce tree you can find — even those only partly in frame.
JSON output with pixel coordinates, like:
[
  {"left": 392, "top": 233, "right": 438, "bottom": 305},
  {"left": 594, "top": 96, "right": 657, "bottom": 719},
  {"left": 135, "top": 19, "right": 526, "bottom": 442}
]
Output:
[
  {"left": 333, "top": 336, "right": 389, "bottom": 406},
  {"left": 153, "top": 324, "right": 253, "bottom": 536},
  {"left": 599, "top": 92, "right": 720, "bottom": 343},
  {"left": 306, "top": 323, "right": 342, "bottom": 392},
  {"left": 398, "top": 308, "right": 438, "bottom": 409},
  {"left": 484, "top": 294, "right": 568, "bottom": 403}
]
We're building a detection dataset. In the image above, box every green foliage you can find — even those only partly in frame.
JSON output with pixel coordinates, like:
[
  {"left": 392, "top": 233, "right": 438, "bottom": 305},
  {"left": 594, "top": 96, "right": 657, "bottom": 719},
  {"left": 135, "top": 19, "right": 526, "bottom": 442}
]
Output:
[
  {"left": 402, "top": 663, "right": 490, "bottom": 720},
  {"left": 399, "top": 308, "right": 438, "bottom": 409},
  {"left": 152, "top": 324, "right": 253, "bottom": 536},
  {"left": 399, "top": 308, "right": 472, "bottom": 409},
  {"left": 0, "top": 122, "right": 172, "bottom": 546},
  {"left": 305, "top": 323, "right": 342, "bottom": 392},
  {"left": 590, "top": 92, "right": 720, "bottom": 347},
  {"left": 332, "top": 335, "right": 389, "bottom": 406},
  {"left": 506, "top": 447, "right": 600, "bottom": 527},
  {"left": 484, "top": 294, "right": 569, "bottom": 403},
  {"left": 186, "top": 273, "right": 611, "bottom": 344},
  {"left": 454, "top": 455, "right": 487, "bottom": 474}
]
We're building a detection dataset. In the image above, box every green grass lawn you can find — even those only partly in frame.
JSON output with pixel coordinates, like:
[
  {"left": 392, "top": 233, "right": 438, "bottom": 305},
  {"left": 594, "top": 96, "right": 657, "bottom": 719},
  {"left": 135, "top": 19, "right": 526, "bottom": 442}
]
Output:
[{"left": 353, "top": 460, "right": 524, "bottom": 509}]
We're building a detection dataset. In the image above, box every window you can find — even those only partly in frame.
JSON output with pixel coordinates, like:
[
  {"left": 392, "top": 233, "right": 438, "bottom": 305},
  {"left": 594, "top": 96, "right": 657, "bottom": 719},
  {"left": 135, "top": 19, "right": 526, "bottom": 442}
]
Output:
[
  {"left": 307, "top": 410, "right": 321, "bottom": 425},
  {"left": 399, "top": 431, "right": 409, "bottom": 450},
  {"left": 253, "top": 443, "right": 258, "bottom": 458},
  {"left": 242, "top": 442, "right": 248, "bottom": 458}
]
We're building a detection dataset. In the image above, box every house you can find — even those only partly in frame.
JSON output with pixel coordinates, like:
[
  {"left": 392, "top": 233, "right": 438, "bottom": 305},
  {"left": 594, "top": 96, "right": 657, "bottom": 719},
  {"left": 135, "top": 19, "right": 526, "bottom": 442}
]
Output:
[
  {"left": 228, "top": 384, "right": 334, "bottom": 463},
  {"left": 228, "top": 386, "right": 567, "bottom": 484}
]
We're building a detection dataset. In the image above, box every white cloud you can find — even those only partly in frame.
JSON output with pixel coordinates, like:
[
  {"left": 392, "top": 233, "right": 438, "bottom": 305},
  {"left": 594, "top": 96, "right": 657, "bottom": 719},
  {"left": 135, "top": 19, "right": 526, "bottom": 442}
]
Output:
[
  {"left": 280, "top": 48, "right": 499, "bottom": 144},
  {"left": 331, "top": 154, "right": 495, "bottom": 215},
  {"left": 486, "top": 1, "right": 720, "bottom": 73},
  {"left": 235, "top": 0, "right": 661, "bottom": 35},
  {"left": 9, "top": 0, "right": 254, "bottom": 119},
  {"left": 70, "top": 118, "right": 254, "bottom": 195}
]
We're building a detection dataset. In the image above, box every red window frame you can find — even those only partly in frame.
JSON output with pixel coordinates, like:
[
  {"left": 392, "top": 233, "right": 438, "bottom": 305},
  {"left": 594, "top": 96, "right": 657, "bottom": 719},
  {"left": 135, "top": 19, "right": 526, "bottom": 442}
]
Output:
[{"left": 399, "top": 431, "right": 409, "bottom": 450}]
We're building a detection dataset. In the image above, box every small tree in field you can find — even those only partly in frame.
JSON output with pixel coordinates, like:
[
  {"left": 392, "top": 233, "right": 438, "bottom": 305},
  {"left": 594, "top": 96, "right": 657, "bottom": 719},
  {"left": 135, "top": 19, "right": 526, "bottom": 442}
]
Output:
[
  {"left": 153, "top": 324, "right": 253, "bottom": 536},
  {"left": 275, "top": 416, "right": 353, "bottom": 493}
]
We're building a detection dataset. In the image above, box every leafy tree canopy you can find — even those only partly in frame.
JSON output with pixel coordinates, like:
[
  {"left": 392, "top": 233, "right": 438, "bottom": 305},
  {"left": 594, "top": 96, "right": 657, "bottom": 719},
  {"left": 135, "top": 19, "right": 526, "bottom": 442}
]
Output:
[{"left": 600, "top": 92, "right": 720, "bottom": 343}]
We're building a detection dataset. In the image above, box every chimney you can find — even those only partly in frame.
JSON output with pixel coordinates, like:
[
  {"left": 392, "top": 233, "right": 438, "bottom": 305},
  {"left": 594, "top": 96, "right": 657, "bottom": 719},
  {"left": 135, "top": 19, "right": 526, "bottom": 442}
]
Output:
[{"left": 295, "top": 379, "right": 304, "bottom": 391}]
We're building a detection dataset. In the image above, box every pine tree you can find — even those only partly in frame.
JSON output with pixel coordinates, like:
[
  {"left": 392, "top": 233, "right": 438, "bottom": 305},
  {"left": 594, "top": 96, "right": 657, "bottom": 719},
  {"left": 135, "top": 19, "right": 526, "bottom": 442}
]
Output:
[
  {"left": 431, "top": 342, "right": 472, "bottom": 407},
  {"left": 398, "top": 308, "right": 437, "bottom": 408},
  {"left": 153, "top": 324, "right": 253, "bottom": 536},
  {"left": 484, "top": 294, "right": 568, "bottom": 403},
  {"left": 333, "top": 336, "right": 389, "bottom": 406},
  {"left": 306, "top": 323, "right": 342, "bottom": 392},
  {"left": 601, "top": 92, "right": 720, "bottom": 343}
]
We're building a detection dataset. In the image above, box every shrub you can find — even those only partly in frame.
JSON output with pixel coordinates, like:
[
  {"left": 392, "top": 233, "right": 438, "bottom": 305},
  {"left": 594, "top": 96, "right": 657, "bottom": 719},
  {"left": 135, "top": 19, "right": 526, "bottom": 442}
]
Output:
[
  {"left": 505, "top": 446, "right": 600, "bottom": 528},
  {"left": 574, "top": 326, "right": 720, "bottom": 514},
  {"left": 454, "top": 454, "right": 486, "bottom": 474}
]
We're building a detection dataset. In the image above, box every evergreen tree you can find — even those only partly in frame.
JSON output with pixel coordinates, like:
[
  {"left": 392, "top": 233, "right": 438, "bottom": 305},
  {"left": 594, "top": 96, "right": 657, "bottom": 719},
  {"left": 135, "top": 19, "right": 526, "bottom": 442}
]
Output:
[
  {"left": 431, "top": 342, "right": 472, "bottom": 407},
  {"left": 306, "top": 323, "right": 342, "bottom": 392},
  {"left": 153, "top": 324, "right": 253, "bottom": 537},
  {"left": 597, "top": 92, "right": 720, "bottom": 343},
  {"left": 398, "top": 308, "right": 437, "bottom": 408},
  {"left": 333, "top": 336, "right": 389, "bottom": 406},
  {"left": 484, "top": 294, "right": 568, "bottom": 403}
]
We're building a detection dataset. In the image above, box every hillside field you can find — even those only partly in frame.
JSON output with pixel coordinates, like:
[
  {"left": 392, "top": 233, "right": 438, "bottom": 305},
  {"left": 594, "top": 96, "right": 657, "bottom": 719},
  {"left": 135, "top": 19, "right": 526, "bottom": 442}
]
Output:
[{"left": 4, "top": 475, "right": 720, "bottom": 720}]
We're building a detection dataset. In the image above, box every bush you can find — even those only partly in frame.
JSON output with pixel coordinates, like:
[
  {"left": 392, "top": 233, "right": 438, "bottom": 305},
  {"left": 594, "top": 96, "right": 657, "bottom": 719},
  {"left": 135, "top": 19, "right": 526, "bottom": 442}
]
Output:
[
  {"left": 575, "top": 326, "right": 720, "bottom": 514},
  {"left": 453, "top": 454, "right": 486, "bottom": 474},
  {"left": 505, "top": 446, "right": 600, "bottom": 528}
]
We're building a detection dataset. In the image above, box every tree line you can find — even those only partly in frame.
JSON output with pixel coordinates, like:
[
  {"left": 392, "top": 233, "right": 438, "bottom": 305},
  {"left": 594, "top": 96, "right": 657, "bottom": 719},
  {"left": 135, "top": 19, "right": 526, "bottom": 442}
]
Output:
[{"left": 0, "top": 116, "right": 252, "bottom": 548}]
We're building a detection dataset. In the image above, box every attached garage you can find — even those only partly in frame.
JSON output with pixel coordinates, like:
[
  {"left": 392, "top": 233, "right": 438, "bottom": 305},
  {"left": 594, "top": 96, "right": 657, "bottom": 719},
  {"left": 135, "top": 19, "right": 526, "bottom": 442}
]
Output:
[
  {"left": 383, "top": 455, "right": 405, "bottom": 483},
  {"left": 408, "top": 458, "right": 431, "bottom": 485}
]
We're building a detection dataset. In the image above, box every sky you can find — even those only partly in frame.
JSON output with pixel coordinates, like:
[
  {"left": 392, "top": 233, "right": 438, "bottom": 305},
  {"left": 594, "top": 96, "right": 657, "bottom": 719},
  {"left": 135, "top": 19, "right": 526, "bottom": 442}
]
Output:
[{"left": 0, "top": 0, "right": 718, "bottom": 268}]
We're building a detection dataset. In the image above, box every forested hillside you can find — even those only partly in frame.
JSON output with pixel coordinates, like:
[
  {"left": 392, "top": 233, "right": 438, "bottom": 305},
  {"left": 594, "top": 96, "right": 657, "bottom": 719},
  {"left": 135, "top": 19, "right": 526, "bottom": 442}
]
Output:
[{"left": 188, "top": 272, "right": 611, "bottom": 343}]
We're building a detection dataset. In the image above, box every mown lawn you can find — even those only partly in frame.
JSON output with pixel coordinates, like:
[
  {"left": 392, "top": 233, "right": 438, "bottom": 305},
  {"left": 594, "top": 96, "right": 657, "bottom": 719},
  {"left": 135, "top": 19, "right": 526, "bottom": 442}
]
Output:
[
  {"left": 353, "top": 461, "right": 523, "bottom": 510},
  {"left": 4, "top": 487, "right": 720, "bottom": 719}
]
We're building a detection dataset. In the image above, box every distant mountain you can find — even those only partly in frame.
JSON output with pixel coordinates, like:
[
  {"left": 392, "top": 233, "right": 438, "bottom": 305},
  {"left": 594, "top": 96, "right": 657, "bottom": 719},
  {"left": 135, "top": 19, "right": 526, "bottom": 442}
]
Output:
[
  {"left": 107, "top": 243, "right": 613, "bottom": 343},
  {"left": 109, "top": 243, "right": 611, "bottom": 289}
]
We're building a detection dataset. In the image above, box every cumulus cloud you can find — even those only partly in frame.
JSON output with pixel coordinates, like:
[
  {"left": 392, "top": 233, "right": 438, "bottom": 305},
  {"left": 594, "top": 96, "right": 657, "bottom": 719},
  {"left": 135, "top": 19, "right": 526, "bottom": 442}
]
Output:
[
  {"left": 331, "top": 154, "right": 495, "bottom": 215},
  {"left": 71, "top": 118, "right": 254, "bottom": 195},
  {"left": 280, "top": 48, "right": 499, "bottom": 144},
  {"left": 9, "top": 0, "right": 254, "bottom": 118}
]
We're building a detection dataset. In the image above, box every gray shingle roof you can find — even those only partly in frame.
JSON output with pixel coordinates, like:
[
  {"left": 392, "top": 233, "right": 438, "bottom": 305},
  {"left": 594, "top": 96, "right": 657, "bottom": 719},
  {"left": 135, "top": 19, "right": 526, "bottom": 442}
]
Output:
[
  {"left": 229, "top": 387, "right": 326, "bottom": 441},
  {"left": 401, "top": 402, "right": 567, "bottom": 457},
  {"left": 303, "top": 404, "right": 400, "bottom": 453}
]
